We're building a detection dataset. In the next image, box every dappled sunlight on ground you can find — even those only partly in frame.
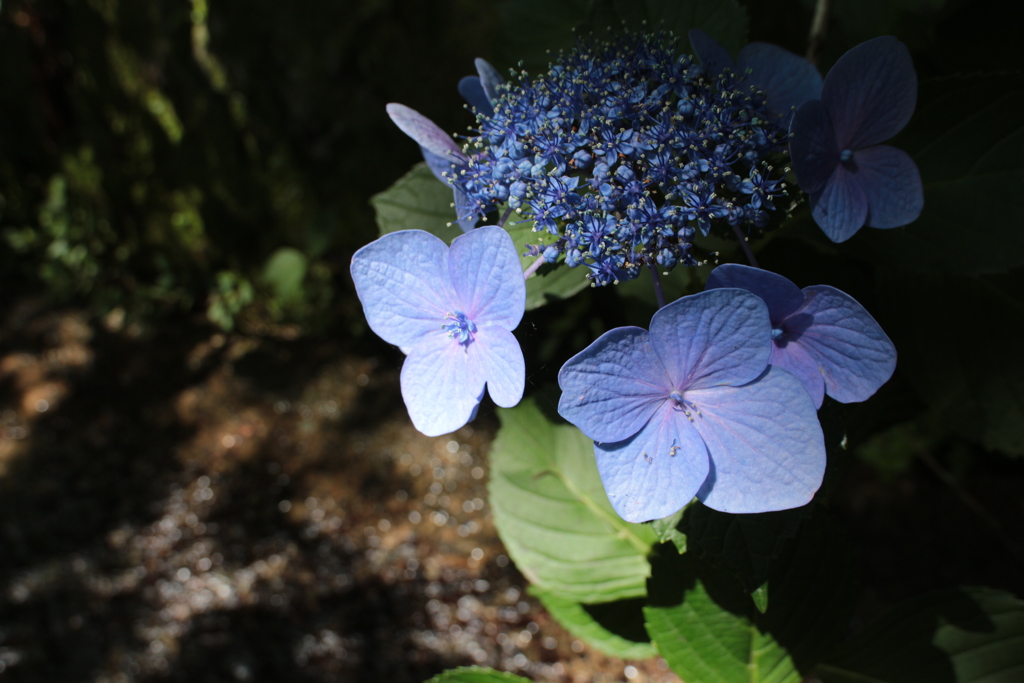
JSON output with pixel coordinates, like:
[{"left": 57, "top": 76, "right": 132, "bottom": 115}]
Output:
[{"left": 0, "top": 301, "right": 678, "bottom": 682}]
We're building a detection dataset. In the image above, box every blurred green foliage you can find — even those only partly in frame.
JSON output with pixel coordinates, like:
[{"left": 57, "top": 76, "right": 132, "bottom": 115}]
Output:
[{"left": 0, "top": 0, "right": 495, "bottom": 331}]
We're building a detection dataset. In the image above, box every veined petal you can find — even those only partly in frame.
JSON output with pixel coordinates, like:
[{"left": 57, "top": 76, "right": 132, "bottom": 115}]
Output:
[
  {"left": 822, "top": 36, "right": 917, "bottom": 150},
  {"left": 705, "top": 263, "right": 805, "bottom": 324},
  {"left": 688, "top": 29, "right": 735, "bottom": 78},
  {"left": 853, "top": 145, "right": 924, "bottom": 228},
  {"left": 475, "top": 58, "right": 505, "bottom": 105},
  {"left": 649, "top": 289, "right": 771, "bottom": 391},
  {"left": 595, "top": 405, "right": 709, "bottom": 523},
  {"left": 689, "top": 367, "right": 826, "bottom": 513},
  {"left": 558, "top": 327, "right": 672, "bottom": 444},
  {"left": 386, "top": 103, "right": 467, "bottom": 161},
  {"left": 458, "top": 76, "right": 493, "bottom": 115},
  {"left": 471, "top": 326, "right": 525, "bottom": 408},
  {"left": 738, "top": 42, "right": 822, "bottom": 117},
  {"left": 770, "top": 341, "right": 826, "bottom": 409},
  {"left": 448, "top": 226, "right": 525, "bottom": 330},
  {"left": 792, "top": 285, "right": 896, "bottom": 404},
  {"left": 350, "top": 230, "right": 457, "bottom": 348},
  {"left": 401, "top": 331, "right": 485, "bottom": 437},
  {"left": 810, "top": 165, "right": 869, "bottom": 243},
  {"left": 789, "top": 99, "right": 840, "bottom": 195}
]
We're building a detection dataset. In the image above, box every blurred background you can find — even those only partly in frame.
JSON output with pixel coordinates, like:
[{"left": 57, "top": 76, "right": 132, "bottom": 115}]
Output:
[{"left": 1, "top": 1, "right": 1021, "bottom": 681}]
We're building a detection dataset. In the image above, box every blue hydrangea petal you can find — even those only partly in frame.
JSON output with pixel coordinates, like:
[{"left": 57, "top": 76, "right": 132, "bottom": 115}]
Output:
[
  {"left": 594, "top": 405, "right": 709, "bottom": 523},
  {"left": 649, "top": 289, "right": 771, "bottom": 391},
  {"left": 471, "top": 326, "right": 525, "bottom": 408},
  {"left": 448, "top": 226, "right": 525, "bottom": 330},
  {"left": 386, "top": 103, "right": 467, "bottom": 161},
  {"left": 401, "top": 330, "right": 486, "bottom": 437},
  {"left": 475, "top": 58, "right": 505, "bottom": 105},
  {"left": 769, "top": 340, "right": 826, "bottom": 409},
  {"left": 458, "top": 76, "right": 493, "bottom": 115},
  {"left": 738, "top": 42, "right": 823, "bottom": 118},
  {"left": 558, "top": 327, "right": 672, "bottom": 444},
  {"left": 704, "top": 263, "right": 805, "bottom": 324},
  {"left": 789, "top": 98, "right": 840, "bottom": 195},
  {"left": 350, "top": 230, "right": 458, "bottom": 349},
  {"left": 791, "top": 285, "right": 897, "bottom": 404},
  {"left": 689, "top": 366, "right": 826, "bottom": 513},
  {"left": 853, "top": 145, "right": 924, "bottom": 228},
  {"left": 810, "top": 166, "right": 869, "bottom": 243},
  {"left": 688, "top": 29, "right": 735, "bottom": 77},
  {"left": 821, "top": 36, "right": 917, "bottom": 151}
]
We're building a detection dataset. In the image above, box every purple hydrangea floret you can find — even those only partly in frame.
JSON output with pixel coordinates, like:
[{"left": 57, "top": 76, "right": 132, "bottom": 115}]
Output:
[
  {"left": 688, "top": 29, "right": 823, "bottom": 119},
  {"left": 788, "top": 36, "right": 924, "bottom": 242},
  {"left": 705, "top": 263, "right": 896, "bottom": 408},
  {"left": 557, "top": 289, "right": 826, "bottom": 522},
  {"left": 350, "top": 227, "right": 526, "bottom": 436},
  {"left": 458, "top": 58, "right": 506, "bottom": 117}
]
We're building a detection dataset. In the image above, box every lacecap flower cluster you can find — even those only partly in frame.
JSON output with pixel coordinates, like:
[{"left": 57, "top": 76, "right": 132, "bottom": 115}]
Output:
[{"left": 451, "top": 31, "right": 792, "bottom": 285}]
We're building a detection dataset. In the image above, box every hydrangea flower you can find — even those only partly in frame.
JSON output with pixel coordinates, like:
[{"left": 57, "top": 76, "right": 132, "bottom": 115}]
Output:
[
  {"left": 788, "top": 36, "right": 923, "bottom": 242},
  {"left": 706, "top": 264, "right": 896, "bottom": 408},
  {"left": 688, "top": 29, "right": 822, "bottom": 119},
  {"left": 450, "top": 31, "right": 791, "bottom": 285},
  {"left": 350, "top": 226, "right": 526, "bottom": 436},
  {"left": 557, "top": 289, "right": 825, "bottom": 522}
]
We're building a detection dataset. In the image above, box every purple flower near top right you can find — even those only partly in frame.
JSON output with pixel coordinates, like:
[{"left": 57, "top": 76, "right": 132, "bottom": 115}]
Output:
[
  {"left": 788, "top": 36, "right": 924, "bottom": 243},
  {"left": 705, "top": 263, "right": 896, "bottom": 409}
]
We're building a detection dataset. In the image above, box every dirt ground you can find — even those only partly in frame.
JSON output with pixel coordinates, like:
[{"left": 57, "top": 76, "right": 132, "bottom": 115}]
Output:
[
  {"left": 1, "top": 298, "right": 1021, "bottom": 682},
  {"left": 0, "top": 300, "right": 682, "bottom": 683}
]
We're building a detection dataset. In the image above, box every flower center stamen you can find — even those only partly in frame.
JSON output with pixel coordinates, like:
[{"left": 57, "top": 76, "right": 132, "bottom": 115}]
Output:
[
  {"left": 670, "top": 390, "right": 700, "bottom": 421},
  {"left": 771, "top": 325, "right": 785, "bottom": 341},
  {"left": 840, "top": 149, "right": 854, "bottom": 163},
  {"left": 442, "top": 311, "right": 477, "bottom": 345}
]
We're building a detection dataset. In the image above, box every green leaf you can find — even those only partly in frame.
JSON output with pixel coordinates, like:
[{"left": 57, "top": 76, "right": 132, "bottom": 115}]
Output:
[
  {"left": 645, "top": 515, "right": 858, "bottom": 682},
  {"left": 645, "top": 577, "right": 800, "bottom": 683},
  {"left": 370, "top": 163, "right": 463, "bottom": 244},
  {"left": 425, "top": 667, "right": 533, "bottom": 683},
  {"left": 851, "top": 74, "right": 1024, "bottom": 275},
  {"left": 875, "top": 268, "right": 1024, "bottom": 456},
  {"left": 751, "top": 583, "right": 769, "bottom": 614},
  {"left": 261, "top": 247, "right": 307, "bottom": 303},
  {"left": 650, "top": 507, "right": 688, "bottom": 554},
  {"left": 819, "top": 587, "right": 1024, "bottom": 683},
  {"left": 532, "top": 587, "right": 658, "bottom": 660},
  {"left": 488, "top": 398, "right": 659, "bottom": 603}
]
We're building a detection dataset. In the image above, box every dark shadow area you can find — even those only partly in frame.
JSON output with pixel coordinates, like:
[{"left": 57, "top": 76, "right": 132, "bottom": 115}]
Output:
[
  {"left": 581, "top": 597, "right": 650, "bottom": 646},
  {"left": 0, "top": 311, "right": 210, "bottom": 575}
]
